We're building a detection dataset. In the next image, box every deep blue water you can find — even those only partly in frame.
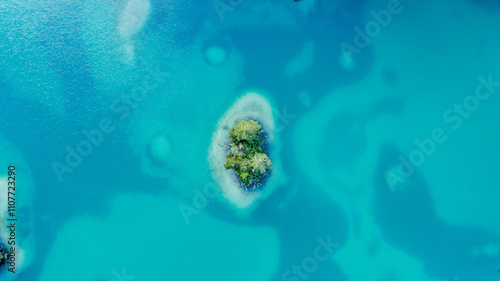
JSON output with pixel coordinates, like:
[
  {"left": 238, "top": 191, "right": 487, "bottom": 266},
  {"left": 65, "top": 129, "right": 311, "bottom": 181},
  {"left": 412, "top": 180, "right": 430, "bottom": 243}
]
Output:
[{"left": 1, "top": 0, "right": 499, "bottom": 280}]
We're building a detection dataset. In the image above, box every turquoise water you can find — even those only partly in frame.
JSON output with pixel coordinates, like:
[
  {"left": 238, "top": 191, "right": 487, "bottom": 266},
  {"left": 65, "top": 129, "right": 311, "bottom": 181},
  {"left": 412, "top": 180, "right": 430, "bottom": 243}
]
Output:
[{"left": 1, "top": 0, "right": 500, "bottom": 280}]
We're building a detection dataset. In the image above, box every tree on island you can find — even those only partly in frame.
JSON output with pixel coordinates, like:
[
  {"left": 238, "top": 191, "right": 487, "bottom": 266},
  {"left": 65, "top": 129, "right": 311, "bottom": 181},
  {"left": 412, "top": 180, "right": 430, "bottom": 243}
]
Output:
[
  {"left": 0, "top": 245, "right": 9, "bottom": 267},
  {"left": 224, "top": 119, "right": 272, "bottom": 189}
]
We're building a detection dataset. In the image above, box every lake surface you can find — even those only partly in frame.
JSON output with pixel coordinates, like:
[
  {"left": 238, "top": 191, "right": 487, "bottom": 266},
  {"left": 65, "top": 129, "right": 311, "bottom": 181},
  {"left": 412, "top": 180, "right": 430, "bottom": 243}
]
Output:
[{"left": 0, "top": 0, "right": 499, "bottom": 280}]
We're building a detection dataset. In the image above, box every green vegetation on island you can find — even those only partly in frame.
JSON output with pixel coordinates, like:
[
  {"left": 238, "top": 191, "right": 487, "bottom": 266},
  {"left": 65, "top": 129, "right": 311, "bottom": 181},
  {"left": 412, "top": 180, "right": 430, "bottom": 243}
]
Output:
[{"left": 224, "top": 119, "right": 272, "bottom": 189}]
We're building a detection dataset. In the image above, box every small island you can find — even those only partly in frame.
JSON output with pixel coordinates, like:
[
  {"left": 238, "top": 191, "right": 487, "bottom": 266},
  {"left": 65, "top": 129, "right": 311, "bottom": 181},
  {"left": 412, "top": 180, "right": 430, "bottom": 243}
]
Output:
[
  {"left": 224, "top": 119, "right": 272, "bottom": 189},
  {"left": 0, "top": 245, "right": 8, "bottom": 267},
  {"left": 208, "top": 92, "right": 284, "bottom": 210}
]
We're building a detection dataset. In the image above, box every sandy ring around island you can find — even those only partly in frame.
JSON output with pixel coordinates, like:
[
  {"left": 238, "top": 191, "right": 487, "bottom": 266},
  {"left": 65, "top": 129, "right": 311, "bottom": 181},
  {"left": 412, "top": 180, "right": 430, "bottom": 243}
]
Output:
[{"left": 208, "top": 92, "right": 283, "bottom": 210}]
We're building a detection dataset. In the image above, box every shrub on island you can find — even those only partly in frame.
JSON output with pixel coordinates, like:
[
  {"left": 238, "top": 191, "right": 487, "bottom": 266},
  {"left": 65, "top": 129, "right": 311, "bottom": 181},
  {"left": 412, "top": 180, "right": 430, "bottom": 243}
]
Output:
[
  {"left": 224, "top": 119, "right": 272, "bottom": 189},
  {"left": 0, "top": 245, "right": 9, "bottom": 267}
]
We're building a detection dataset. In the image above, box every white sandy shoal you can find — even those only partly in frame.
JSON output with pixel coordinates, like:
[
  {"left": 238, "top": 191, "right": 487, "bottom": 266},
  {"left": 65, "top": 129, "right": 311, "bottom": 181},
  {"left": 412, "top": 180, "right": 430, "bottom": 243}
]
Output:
[{"left": 208, "top": 92, "right": 285, "bottom": 211}]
